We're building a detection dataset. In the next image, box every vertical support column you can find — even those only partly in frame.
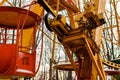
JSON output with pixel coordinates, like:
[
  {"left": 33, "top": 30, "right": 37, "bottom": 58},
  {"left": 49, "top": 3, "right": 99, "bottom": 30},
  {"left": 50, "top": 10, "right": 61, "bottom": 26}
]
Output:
[{"left": 49, "top": 34, "right": 56, "bottom": 80}]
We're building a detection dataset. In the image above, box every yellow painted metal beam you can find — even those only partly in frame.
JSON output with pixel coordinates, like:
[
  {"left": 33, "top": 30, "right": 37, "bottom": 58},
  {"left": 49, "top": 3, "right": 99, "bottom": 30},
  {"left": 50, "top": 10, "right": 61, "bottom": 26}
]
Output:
[
  {"left": 0, "top": 0, "right": 14, "bottom": 6},
  {"left": 91, "top": 0, "right": 106, "bottom": 46},
  {"left": 85, "top": 37, "right": 106, "bottom": 80},
  {"left": 0, "top": 0, "right": 7, "bottom": 5},
  {"left": 64, "top": 46, "right": 78, "bottom": 75}
]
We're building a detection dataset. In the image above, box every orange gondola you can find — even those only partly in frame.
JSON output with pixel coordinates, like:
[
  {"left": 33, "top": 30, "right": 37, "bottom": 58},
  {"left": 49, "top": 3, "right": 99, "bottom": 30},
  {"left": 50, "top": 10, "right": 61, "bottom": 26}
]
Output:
[{"left": 0, "top": 6, "right": 41, "bottom": 78}]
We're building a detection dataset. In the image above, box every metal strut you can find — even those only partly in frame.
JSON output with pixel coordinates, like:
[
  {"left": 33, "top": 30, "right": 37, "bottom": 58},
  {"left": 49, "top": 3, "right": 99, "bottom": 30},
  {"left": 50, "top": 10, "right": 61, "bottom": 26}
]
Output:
[{"left": 37, "top": 0, "right": 57, "bottom": 17}]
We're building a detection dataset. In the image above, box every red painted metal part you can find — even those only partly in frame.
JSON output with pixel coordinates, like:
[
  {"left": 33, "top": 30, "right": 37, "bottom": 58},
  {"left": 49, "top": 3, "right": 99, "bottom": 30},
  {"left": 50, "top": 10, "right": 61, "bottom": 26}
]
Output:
[
  {"left": 0, "top": 44, "right": 16, "bottom": 76},
  {"left": 0, "top": 6, "right": 41, "bottom": 78},
  {"left": 16, "top": 52, "right": 36, "bottom": 76},
  {"left": 0, "top": 6, "right": 41, "bottom": 29},
  {"left": 105, "top": 70, "right": 120, "bottom": 75}
]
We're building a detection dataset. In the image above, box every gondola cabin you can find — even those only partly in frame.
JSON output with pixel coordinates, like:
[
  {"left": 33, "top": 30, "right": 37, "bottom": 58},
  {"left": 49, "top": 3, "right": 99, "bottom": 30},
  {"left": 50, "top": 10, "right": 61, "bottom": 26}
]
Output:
[{"left": 0, "top": 6, "right": 41, "bottom": 78}]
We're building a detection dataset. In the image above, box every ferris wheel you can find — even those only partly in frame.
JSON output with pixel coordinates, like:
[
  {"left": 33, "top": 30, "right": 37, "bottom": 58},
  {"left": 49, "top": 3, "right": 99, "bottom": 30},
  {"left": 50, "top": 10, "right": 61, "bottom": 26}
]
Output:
[
  {"left": 37, "top": 0, "right": 120, "bottom": 80},
  {"left": 0, "top": 0, "right": 120, "bottom": 80}
]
